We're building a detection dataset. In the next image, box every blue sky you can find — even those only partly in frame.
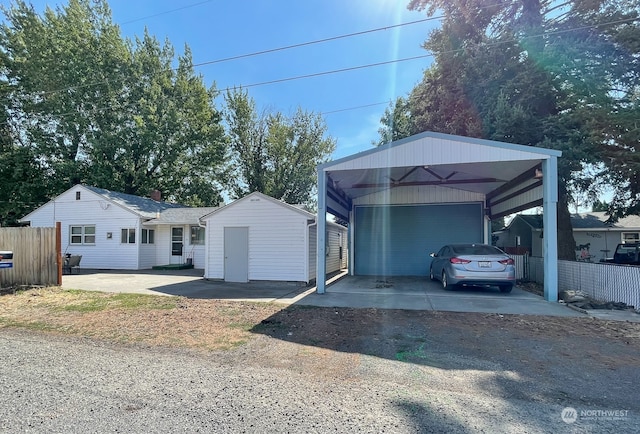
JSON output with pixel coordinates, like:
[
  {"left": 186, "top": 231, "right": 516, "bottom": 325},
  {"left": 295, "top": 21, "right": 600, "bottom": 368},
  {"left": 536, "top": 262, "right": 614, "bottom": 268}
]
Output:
[{"left": 25, "top": 0, "right": 440, "bottom": 159}]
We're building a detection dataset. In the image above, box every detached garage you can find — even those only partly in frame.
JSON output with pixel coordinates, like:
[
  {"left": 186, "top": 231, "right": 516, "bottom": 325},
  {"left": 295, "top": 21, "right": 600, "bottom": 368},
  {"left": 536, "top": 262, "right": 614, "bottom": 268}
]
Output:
[
  {"left": 317, "top": 132, "right": 562, "bottom": 301},
  {"left": 201, "top": 192, "right": 347, "bottom": 284}
]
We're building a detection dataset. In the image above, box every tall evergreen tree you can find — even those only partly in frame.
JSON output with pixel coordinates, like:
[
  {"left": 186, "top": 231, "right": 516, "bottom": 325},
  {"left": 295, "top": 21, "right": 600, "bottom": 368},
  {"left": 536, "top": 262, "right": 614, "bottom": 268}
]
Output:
[{"left": 387, "top": 0, "right": 640, "bottom": 259}]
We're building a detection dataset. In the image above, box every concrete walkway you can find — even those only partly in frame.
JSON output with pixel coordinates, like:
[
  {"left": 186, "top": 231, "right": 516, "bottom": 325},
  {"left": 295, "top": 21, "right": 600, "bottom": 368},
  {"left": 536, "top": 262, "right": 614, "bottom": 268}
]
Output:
[{"left": 62, "top": 269, "right": 640, "bottom": 321}]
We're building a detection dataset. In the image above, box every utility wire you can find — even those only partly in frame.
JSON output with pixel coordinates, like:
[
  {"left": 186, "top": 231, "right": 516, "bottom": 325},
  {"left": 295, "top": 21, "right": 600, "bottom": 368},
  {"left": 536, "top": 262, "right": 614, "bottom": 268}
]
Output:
[
  {"left": 1, "top": 15, "right": 637, "bottom": 127},
  {"left": 37, "top": 15, "right": 437, "bottom": 97},
  {"left": 192, "top": 17, "right": 440, "bottom": 68},
  {"left": 120, "top": 0, "right": 215, "bottom": 25}
]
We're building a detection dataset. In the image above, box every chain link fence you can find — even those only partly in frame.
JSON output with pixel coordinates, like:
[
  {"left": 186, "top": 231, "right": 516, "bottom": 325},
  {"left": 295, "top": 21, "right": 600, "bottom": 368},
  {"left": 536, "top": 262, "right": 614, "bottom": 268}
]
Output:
[{"left": 511, "top": 255, "right": 639, "bottom": 310}]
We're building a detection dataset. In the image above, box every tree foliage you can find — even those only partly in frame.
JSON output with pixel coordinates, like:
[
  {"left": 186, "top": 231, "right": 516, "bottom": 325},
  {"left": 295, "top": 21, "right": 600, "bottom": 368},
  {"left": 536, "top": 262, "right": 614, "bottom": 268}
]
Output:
[
  {"left": 0, "top": 0, "right": 227, "bottom": 217},
  {"left": 224, "top": 88, "right": 336, "bottom": 206},
  {"left": 383, "top": 0, "right": 640, "bottom": 259}
]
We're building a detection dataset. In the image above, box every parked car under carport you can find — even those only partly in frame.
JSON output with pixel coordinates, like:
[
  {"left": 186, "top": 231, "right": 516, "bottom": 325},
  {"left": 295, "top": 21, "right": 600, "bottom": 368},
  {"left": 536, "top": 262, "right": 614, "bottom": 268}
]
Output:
[{"left": 429, "top": 244, "right": 516, "bottom": 293}]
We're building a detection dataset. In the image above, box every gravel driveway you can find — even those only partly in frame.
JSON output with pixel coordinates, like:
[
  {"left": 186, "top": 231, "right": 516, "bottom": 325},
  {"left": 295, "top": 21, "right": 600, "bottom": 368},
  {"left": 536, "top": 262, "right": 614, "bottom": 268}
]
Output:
[{"left": 1, "top": 323, "right": 637, "bottom": 433}]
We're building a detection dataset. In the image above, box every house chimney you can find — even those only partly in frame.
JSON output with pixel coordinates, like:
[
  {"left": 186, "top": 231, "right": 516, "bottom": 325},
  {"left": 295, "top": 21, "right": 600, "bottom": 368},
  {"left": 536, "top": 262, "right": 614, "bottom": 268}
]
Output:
[{"left": 150, "top": 189, "right": 162, "bottom": 202}]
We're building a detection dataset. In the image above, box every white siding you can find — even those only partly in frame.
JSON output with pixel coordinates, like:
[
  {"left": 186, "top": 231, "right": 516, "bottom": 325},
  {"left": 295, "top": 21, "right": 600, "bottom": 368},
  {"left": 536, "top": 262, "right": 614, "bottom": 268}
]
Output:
[
  {"left": 25, "top": 186, "right": 143, "bottom": 269},
  {"left": 326, "top": 225, "right": 347, "bottom": 273},
  {"left": 203, "top": 195, "right": 311, "bottom": 282},
  {"left": 154, "top": 226, "right": 172, "bottom": 266},
  {"left": 308, "top": 225, "right": 317, "bottom": 280},
  {"left": 139, "top": 243, "right": 156, "bottom": 269},
  {"left": 353, "top": 185, "right": 485, "bottom": 206}
]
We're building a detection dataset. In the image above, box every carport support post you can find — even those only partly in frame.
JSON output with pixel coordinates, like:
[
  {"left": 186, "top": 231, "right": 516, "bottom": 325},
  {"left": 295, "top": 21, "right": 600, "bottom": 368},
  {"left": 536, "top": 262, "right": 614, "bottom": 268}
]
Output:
[
  {"left": 317, "top": 168, "right": 327, "bottom": 294},
  {"left": 543, "top": 157, "right": 559, "bottom": 302}
]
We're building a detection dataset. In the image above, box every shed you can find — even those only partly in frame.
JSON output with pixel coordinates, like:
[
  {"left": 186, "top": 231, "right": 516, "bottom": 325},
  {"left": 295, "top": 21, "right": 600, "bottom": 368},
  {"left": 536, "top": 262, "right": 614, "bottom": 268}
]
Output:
[
  {"left": 200, "top": 192, "right": 347, "bottom": 283},
  {"left": 316, "top": 132, "right": 561, "bottom": 301}
]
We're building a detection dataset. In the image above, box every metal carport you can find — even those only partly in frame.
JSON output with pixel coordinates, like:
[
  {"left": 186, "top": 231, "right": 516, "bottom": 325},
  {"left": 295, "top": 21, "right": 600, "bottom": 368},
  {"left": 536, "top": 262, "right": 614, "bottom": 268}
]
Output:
[{"left": 316, "top": 131, "right": 561, "bottom": 302}]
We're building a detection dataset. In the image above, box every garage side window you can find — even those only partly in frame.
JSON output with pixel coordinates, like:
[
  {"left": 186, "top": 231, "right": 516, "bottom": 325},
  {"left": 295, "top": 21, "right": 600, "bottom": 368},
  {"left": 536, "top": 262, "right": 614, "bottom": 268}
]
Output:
[
  {"left": 622, "top": 232, "right": 639, "bottom": 243},
  {"left": 190, "top": 226, "right": 205, "bottom": 245},
  {"left": 70, "top": 225, "right": 95, "bottom": 245},
  {"left": 121, "top": 228, "right": 136, "bottom": 244}
]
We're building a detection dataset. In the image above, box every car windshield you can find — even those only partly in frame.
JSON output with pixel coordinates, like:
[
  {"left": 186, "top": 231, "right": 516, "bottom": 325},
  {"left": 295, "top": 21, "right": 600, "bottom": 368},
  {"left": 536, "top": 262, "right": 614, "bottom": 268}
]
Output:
[{"left": 451, "top": 245, "right": 503, "bottom": 256}]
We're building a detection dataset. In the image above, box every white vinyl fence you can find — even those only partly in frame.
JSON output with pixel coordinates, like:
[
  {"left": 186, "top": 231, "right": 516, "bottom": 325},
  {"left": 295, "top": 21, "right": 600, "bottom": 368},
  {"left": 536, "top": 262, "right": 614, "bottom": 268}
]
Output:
[{"left": 512, "top": 255, "right": 640, "bottom": 310}]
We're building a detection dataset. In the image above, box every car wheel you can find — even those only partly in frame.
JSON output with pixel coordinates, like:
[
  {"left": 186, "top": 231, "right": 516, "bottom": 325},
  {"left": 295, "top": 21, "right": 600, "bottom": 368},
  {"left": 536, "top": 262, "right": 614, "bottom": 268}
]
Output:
[
  {"left": 442, "top": 271, "right": 454, "bottom": 290},
  {"left": 429, "top": 267, "right": 436, "bottom": 281},
  {"left": 499, "top": 284, "right": 513, "bottom": 293}
]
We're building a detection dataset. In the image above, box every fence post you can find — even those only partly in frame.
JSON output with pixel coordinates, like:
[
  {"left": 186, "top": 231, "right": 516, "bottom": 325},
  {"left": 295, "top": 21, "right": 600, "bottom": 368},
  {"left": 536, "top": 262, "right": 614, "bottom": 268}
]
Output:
[{"left": 56, "top": 222, "right": 62, "bottom": 285}]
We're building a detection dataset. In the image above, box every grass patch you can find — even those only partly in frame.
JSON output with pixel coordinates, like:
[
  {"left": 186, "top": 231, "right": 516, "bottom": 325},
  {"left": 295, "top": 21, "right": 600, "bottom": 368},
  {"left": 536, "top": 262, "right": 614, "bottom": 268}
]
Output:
[
  {"left": 0, "top": 286, "right": 284, "bottom": 351},
  {"left": 59, "top": 291, "right": 179, "bottom": 312}
]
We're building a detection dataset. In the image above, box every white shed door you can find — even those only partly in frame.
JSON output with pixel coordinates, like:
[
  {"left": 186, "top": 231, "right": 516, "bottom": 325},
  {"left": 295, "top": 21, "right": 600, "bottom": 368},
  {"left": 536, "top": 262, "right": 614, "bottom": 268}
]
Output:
[{"left": 224, "top": 227, "right": 248, "bottom": 283}]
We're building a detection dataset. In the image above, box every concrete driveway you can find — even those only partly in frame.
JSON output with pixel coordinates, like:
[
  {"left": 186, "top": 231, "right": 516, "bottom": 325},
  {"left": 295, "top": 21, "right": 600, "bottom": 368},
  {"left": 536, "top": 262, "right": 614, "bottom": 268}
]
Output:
[
  {"left": 61, "top": 268, "right": 585, "bottom": 317},
  {"left": 62, "top": 269, "right": 640, "bottom": 320}
]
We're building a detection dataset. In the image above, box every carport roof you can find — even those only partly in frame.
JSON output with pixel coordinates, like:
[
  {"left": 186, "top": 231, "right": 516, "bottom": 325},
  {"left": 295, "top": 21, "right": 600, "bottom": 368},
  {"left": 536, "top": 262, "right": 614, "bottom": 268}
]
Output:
[{"left": 320, "top": 131, "right": 561, "bottom": 201}]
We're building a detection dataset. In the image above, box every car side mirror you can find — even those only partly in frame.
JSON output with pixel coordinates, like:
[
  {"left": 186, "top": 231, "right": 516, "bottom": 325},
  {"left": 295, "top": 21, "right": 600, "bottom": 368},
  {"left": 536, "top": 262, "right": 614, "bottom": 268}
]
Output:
[{"left": 429, "top": 252, "right": 436, "bottom": 258}]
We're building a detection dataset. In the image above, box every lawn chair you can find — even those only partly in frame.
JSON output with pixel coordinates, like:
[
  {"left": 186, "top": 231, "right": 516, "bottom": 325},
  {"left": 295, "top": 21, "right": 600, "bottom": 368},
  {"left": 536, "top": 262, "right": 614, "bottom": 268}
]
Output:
[{"left": 63, "top": 255, "right": 82, "bottom": 274}]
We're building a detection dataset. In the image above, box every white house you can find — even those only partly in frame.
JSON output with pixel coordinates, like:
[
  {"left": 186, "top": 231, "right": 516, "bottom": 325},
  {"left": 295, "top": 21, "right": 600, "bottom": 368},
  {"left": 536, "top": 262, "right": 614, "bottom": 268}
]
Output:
[
  {"left": 200, "top": 192, "right": 347, "bottom": 283},
  {"left": 19, "top": 184, "right": 213, "bottom": 270},
  {"left": 494, "top": 212, "right": 640, "bottom": 262}
]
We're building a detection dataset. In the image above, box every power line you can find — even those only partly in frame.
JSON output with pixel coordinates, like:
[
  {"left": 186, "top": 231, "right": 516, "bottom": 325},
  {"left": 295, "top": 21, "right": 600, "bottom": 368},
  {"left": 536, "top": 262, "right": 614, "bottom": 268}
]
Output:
[
  {"left": 192, "top": 17, "right": 440, "bottom": 68},
  {"left": 38, "top": 16, "right": 436, "bottom": 97},
  {"left": 120, "top": 0, "right": 215, "bottom": 25},
  {"left": 1, "top": 15, "right": 637, "bottom": 126},
  {"left": 232, "top": 55, "right": 431, "bottom": 90},
  {"left": 321, "top": 101, "right": 390, "bottom": 116}
]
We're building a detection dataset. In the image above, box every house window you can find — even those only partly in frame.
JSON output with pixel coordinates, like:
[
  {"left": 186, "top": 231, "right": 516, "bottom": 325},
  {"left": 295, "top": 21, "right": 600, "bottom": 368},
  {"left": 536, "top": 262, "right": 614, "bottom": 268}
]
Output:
[
  {"left": 142, "top": 228, "right": 155, "bottom": 244},
  {"left": 190, "top": 226, "right": 205, "bottom": 245},
  {"left": 75, "top": 191, "right": 81, "bottom": 200},
  {"left": 70, "top": 225, "right": 95, "bottom": 245},
  {"left": 622, "top": 233, "right": 639, "bottom": 243},
  {"left": 121, "top": 228, "right": 136, "bottom": 244}
]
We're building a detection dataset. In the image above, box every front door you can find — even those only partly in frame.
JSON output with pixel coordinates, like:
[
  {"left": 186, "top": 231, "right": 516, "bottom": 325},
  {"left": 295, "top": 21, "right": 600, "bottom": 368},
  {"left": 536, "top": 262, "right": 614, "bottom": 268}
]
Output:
[
  {"left": 224, "top": 227, "right": 248, "bottom": 282},
  {"left": 171, "top": 227, "right": 184, "bottom": 264}
]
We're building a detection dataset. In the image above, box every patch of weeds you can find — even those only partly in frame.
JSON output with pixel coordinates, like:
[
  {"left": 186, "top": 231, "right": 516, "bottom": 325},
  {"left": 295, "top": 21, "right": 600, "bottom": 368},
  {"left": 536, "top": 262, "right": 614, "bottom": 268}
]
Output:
[
  {"left": 0, "top": 317, "right": 59, "bottom": 332},
  {"left": 227, "top": 321, "right": 255, "bottom": 331},
  {"left": 59, "top": 291, "right": 178, "bottom": 312},
  {"left": 396, "top": 343, "right": 431, "bottom": 363}
]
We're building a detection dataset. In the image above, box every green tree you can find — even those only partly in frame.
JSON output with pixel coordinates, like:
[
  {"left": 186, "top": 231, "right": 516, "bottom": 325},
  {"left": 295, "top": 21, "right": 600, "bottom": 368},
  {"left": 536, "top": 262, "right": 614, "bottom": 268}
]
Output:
[
  {"left": 0, "top": 0, "right": 228, "bottom": 207},
  {"left": 396, "top": 0, "right": 639, "bottom": 259},
  {"left": 375, "top": 97, "right": 412, "bottom": 146},
  {"left": 89, "top": 32, "right": 227, "bottom": 206},
  {"left": 224, "top": 88, "right": 336, "bottom": 206}
]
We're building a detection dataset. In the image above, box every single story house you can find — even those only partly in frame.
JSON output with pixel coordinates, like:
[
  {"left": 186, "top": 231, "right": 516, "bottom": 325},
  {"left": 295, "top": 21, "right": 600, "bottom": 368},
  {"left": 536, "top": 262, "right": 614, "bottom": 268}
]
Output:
[
  {"left": 494, "top": 212, "right": 640, "bottom": 262},
  {"left": 19, "top": 184, "right": 216, "bottom": 270},
  {"left": 200, "top": 191, "right": 347, "bottom": 283}
]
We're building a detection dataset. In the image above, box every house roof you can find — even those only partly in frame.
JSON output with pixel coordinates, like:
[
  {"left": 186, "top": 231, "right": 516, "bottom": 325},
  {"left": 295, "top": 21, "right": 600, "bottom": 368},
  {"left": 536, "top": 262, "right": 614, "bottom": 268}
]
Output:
[
  {"left": 82, "top": 185, "right": 186, "bottom": 219},
  {"left": 507, "top": 212, "right": 640, "bottom": 231},
  {"left": 200, "top": 191, "right": 315, "bottom": 221},
  {"left": 143, "top": 207, "right": 219, "bottom": 225}
]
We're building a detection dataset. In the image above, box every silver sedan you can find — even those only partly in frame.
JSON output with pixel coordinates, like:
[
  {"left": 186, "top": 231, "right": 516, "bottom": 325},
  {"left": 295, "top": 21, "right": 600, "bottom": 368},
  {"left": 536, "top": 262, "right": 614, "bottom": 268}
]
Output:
[{"left": 429, "top": 244, "right": 516, "bottom": 293}]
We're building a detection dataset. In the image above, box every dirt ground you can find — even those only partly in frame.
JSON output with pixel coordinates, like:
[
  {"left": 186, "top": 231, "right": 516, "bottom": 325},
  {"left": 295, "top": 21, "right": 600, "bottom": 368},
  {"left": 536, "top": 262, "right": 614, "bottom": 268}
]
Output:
[{"left": 2, "top": 286, "right": 640, "bottom": 414}]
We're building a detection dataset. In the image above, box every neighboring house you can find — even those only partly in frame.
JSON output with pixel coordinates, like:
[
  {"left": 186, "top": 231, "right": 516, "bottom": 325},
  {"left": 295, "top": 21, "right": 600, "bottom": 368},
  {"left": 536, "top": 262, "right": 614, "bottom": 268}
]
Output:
[
  {"left": 494, "top": 212, "right": 640, "bottom": 261},
  {"left": 19, "top": 184, "right": 203, "bottom": 270},
  {"left": 200, "top": 191, "right": 347, "bottom": 283}
]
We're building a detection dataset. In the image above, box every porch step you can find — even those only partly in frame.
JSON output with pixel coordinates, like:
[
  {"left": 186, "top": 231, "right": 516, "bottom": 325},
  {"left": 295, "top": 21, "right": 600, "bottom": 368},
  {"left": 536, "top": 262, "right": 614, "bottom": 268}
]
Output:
[{"left": 152, "top": 263, "right": 195, "bottom": 270}]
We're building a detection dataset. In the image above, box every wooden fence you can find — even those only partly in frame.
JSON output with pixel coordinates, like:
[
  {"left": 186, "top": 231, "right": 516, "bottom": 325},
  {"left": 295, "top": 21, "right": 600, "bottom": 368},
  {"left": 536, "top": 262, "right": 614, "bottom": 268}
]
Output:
[{"left": 0, "top": 226, "right": 60, "bottom": 288}]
